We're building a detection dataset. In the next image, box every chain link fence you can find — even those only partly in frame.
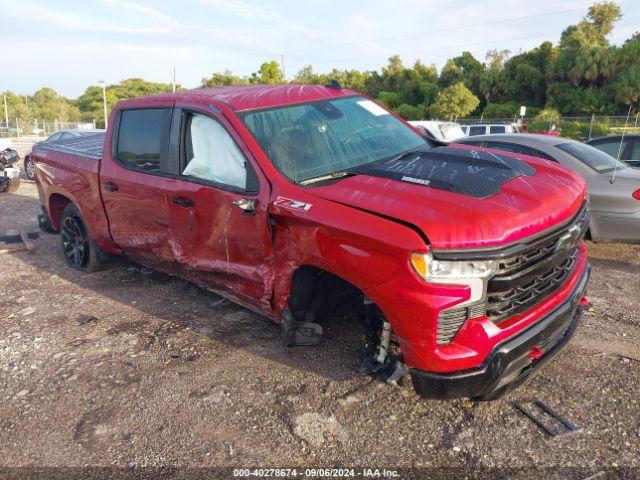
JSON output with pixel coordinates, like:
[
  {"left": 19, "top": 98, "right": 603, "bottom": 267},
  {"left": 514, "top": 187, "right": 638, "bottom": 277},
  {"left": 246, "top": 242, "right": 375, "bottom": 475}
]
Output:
[
  {"left": 457, "top": 115, "right": 640, "bottom": 140},
  {"left": 459, "top": 115, "right": 640, "bottom": 126},
  {"left": 0, "top": 120, "right": 97, "bottom": 139}
]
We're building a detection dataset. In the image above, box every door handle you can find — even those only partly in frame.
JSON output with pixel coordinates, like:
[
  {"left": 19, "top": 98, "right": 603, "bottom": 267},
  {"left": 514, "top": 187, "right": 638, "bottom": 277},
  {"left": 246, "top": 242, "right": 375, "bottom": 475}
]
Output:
[
  {"left": 102, "top": 182, "right": 118, "bottom": 192},
  {"left": 233, "top": 198, "right": 257, "bottom": 215},
  {"left": 172, "top": 196, "right": 195, "bottom": 208}
]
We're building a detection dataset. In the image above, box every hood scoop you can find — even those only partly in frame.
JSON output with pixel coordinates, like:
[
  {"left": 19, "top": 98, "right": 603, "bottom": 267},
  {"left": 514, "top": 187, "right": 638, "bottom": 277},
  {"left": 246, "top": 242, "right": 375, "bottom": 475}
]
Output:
[{"left": 365, "top": 146, "right": 536, "bottom": 198}]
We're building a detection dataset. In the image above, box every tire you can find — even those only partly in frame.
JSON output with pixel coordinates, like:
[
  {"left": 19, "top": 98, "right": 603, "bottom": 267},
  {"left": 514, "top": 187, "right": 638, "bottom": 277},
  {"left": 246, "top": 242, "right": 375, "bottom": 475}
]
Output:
[
  {"left": 24, "top": 156, "right": 36, "bottom": 180},
  {"left": 0, "top": 177, "right": 19, "bottom": 193},
  {"left": 59, "top": 203, "right": 102, "bottom": 272}
]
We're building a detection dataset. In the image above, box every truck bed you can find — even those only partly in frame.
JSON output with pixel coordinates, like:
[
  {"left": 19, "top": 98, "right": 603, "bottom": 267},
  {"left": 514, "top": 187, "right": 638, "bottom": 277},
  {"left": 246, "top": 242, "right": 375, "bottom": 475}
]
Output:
[{"left": 38, "top": 133, "right": 105, "bottom": 161}]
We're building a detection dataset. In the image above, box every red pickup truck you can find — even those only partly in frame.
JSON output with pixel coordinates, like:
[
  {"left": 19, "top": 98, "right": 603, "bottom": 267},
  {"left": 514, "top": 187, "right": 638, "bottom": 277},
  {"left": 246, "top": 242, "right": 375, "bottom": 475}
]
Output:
[{"left": 32, "top": 84, "right": 590, "bottom": 400}]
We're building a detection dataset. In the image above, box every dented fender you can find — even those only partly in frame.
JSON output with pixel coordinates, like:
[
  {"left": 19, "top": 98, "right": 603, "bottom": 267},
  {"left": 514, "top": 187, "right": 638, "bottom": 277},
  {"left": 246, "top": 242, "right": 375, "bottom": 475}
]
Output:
[{"left": 267, "top": 185, "right": 427, "bottom": 317}]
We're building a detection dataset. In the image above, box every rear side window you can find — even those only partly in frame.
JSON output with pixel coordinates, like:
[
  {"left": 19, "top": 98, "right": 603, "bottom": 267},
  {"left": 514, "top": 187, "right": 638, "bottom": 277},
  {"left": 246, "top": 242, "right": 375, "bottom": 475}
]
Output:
[
  {"left": 489, "top": 125, "right": 506, "bottom": 134},
  {"left": 468, "top": 126, "right": 485, "bottom": 136},
  {"left": 629, "top": 141, "right": 640, "bottom": 161},
  {"left": 591, "top": 139, "right": 628, "bottom": 159},
  {"left": 556, "top": 141, "right": 627, "bottom": 173},
  {"left": 116, "top": 109, "right": 168, "bottom": 172}
]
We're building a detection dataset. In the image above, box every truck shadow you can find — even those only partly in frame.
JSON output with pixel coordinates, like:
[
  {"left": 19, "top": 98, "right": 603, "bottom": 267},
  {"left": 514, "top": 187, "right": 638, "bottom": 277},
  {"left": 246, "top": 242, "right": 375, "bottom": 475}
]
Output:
[{"left": 10, "top": 213, "right": 367, "bottom": 384}]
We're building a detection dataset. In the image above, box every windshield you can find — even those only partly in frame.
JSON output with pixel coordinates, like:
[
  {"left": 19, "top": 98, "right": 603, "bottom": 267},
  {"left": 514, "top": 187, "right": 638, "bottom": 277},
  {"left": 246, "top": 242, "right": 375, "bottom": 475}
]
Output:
[
  {"left": 556, "top": 141, "right": 627, "bottom": 174},
  {"left": 439, "top": 123, "right": 465, "bottom": 141},
  {"left": 240, "top": 96, "right": 427, "bottom": 183}
]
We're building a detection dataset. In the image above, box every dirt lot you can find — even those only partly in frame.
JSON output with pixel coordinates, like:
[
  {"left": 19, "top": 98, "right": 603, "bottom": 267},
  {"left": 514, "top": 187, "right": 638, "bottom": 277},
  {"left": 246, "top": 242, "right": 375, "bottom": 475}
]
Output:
[{"left": 1, "top": 165, "right": 639, "bottom": 478}]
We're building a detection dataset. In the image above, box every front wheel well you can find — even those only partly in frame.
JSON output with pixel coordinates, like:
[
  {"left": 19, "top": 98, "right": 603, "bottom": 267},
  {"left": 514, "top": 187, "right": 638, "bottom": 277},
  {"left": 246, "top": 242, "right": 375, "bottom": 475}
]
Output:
[{"left": 287, "top": 265, "right": 365, "bottom": 324}]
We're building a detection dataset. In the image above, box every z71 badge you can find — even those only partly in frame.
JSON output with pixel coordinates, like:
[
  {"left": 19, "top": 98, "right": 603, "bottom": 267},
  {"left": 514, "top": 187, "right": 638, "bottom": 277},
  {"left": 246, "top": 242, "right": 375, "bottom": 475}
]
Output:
[{"left": 274, "top": 197, "right": 313, "bottom": 212}]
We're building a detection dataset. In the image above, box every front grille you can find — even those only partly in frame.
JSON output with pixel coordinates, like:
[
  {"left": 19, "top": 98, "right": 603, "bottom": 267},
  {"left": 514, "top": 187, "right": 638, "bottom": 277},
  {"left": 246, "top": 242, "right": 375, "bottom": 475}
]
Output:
[
  {"left": 487, "top": 250, "right": 578, "bottom": 323},
  {"left": 485, "top": 204, "right": 589, "bottom": 324}
]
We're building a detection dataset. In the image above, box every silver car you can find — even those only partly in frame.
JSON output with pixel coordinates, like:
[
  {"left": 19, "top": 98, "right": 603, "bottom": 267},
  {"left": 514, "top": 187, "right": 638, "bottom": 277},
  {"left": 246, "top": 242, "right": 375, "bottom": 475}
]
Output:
[{"left": 456, "top": 134, "right": 640, "bottom": 244}]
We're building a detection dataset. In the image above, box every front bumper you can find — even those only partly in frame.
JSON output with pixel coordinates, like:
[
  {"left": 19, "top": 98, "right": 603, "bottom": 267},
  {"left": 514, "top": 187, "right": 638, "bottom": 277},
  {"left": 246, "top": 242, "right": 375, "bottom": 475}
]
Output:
[
  {"left": 1, "top": 166, "right": 20, "bottom": 178},
  {"left": 411, "top": 262, "right": 590, "bottom": 400}
]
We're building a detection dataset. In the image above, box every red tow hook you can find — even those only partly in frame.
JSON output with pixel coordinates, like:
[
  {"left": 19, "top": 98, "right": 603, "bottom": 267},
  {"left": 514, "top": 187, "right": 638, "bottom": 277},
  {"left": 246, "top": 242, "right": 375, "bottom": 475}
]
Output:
[
  {"left": 579, "top": 295, "right": 590, "bottom": 308},
  {"left": 529, "top": 345, "right": 543, "bottom": 360}
]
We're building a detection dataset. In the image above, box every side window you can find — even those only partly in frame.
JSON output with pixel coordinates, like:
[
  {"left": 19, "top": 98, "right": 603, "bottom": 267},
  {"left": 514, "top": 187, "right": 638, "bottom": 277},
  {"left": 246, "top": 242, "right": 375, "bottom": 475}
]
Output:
[
  {"left": 629, "top": 141, "right": 640, "bottom": 161},
  {"left": 468, "top": 126, "right": 485, "bottom": 136},
  {"left": 489, "top": 125, "right": 506, "bottom": 134},
  {"left": 116, "top": 109, "right": 168, "bottom": 172},
  {"left": 182, "top": 113, "right": 247, "bottom": 190},
  {"left": 591, "top": 140, "right": 625, "bottom": 158},
  {"left": 485, "top": 141, "right": 520, "bottom": 153},
  {"left": 485, "top": 141, "right": 533, "bottom": 156}
]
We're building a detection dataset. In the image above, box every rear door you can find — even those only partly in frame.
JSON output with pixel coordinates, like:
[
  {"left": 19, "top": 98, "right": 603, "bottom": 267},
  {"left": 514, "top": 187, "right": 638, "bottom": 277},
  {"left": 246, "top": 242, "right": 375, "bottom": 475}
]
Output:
[
  {"left": 164, "top": 106, "right": 274, "bottom": 310},
  {"left": 100, "top": 101, "right": 179, "bottom": 272}
]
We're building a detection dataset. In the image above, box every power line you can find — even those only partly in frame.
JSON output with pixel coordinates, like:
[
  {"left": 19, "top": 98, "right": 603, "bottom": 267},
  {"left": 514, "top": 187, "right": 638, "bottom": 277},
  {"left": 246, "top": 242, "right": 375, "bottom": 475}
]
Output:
[
  {"left": 285, "top": 7, "right": 587, "bottom": 57},
  {"left": 291, "top": 17, "right": 640, "bottom": 71}
]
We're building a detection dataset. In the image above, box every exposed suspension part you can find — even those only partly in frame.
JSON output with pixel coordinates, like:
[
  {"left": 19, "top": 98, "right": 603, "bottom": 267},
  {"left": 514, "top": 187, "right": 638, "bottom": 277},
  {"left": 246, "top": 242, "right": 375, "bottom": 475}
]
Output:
[{"left": 359, "top": 298, "right": 407, "bottom": 385}]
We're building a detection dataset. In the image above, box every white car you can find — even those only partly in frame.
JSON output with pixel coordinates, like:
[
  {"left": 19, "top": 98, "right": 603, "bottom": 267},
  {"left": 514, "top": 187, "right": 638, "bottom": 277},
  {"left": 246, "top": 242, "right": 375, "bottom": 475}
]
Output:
[
  {"left": 460, "top": 123, "right": 519, "bottom": 136},
  {"left": 409, "top": 121, "right": 465, "bottom": 143}
]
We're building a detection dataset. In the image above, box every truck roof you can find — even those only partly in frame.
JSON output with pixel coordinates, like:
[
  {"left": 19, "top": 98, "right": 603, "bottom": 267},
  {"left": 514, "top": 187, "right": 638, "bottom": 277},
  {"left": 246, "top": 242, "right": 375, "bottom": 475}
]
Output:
[{"left": 118, "top": 84, "right": 358, "bottom": 112}]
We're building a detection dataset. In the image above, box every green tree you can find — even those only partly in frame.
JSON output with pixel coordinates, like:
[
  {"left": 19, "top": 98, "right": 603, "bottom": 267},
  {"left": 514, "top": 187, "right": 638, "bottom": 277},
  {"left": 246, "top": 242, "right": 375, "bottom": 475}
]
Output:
[
  {"left": 201, "top": 70, "right": 249, "bottom": 86},
  {"left": 250, "top": 61, "right": 284, "bottom": 84},
  {"left": 480, "top": 49, "right": 509, "bottom": 105},
  {"left": 438, "top": 59, "right": 464, "bottom": 88},
  {"left": 428, "top": 82, "right": 479, "bottom": 120},
  {"left": 376, "top": 91, "right": 402, "bottom": 109},
  {"left": 394, "top": 103, "right": 423, "bottom": 120},
  {"left": 76, "top": 78, "right": 176, "bottom": 127},
  {"left": 560, "top": 1, "right": 622, "bottom": 49},
  {"left": 610, "top": 65, "right": 640, "bottom": 108}
]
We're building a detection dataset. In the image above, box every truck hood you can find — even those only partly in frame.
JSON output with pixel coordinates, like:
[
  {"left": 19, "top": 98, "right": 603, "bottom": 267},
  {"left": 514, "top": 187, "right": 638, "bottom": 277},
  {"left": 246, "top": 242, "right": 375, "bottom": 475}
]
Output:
[{"left": 306, "top": 146, "right": 586, "bottom": 250}]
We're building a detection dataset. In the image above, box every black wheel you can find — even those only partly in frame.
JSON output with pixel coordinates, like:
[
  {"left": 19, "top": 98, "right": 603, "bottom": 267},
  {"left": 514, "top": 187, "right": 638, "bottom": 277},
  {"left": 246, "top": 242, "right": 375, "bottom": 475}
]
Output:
[
  {"left": 0, "top": 177, "right": 19, "bottom": 193},
  {"left": 24, "top": 156, "right": 36, "bottom": 180},
  {"left": 60, "top": 203, "right": 102, "bottom": 272}
]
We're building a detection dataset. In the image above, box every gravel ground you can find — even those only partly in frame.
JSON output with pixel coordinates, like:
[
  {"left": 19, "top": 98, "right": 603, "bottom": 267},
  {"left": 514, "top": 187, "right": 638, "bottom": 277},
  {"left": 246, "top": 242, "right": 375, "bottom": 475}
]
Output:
[{"left": 0, "top": 163, "right": 638, "bottom": 478}]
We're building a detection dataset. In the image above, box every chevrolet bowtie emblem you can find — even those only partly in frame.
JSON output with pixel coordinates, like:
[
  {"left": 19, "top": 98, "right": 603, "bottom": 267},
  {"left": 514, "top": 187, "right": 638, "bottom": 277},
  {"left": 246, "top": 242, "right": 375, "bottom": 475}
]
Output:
[{"left": 556, "top": 224, "right": 581, "bottom": 252}]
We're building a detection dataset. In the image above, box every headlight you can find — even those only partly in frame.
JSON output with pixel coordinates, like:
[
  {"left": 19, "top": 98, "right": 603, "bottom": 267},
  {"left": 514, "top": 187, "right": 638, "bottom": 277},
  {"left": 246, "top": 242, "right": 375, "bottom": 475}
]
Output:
[{"left": 410, "top": 252, "right": 498, "bottom": 307}]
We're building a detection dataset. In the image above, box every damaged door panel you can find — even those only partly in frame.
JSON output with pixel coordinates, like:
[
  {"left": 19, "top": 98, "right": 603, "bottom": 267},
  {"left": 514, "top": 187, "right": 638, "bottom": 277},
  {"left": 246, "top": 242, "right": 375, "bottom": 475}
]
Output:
[
  {"left": 99, "top": 104, "right": 178, "bottom": 272},
  {"left": 166, "top": 106, "right": 275, "bottom": 312}
]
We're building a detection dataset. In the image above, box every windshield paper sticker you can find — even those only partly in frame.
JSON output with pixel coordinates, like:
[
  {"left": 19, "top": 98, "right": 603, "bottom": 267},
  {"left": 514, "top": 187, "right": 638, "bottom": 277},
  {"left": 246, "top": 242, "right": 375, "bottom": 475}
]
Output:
[
  {"left": 274, "top": 197, "right": 313, "bottom": 212},
  {"left": 356, "top": 100, "right": 390, "bottom": 116}
]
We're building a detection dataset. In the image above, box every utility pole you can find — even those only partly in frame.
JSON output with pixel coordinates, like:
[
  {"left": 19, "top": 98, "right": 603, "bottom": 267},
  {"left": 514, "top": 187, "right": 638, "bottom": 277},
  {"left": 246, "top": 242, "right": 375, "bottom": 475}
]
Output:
[
  {"left": 98, "top": 81, "right": 108, "bottom": 129},
  {"left": 3, "top": 94, "right": 8, "bottom": 128},
  {"left": 171, "top": 67, "right": 176, "bottom": 92},
  {"left": 280, "top": 54, "right": 286, "bottom": 82}
]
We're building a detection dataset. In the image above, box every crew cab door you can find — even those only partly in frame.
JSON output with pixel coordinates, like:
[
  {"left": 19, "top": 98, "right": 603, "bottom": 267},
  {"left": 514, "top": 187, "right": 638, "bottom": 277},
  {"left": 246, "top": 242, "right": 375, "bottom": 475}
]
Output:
[
  {"left": 165, "top": 106, "right": 274, "bottom": 311},
  {"left": 100, "top": 101, "right": 178, "bottom": 272}
]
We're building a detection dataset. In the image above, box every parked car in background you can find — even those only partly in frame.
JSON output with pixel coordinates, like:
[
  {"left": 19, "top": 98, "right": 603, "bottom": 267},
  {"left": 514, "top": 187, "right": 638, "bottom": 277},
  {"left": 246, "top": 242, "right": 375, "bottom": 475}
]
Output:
[
  {"left": 456, "top": 133, "right": 640, "bottom": 244},
  {"left": 460, "top": 123, "right": 519, "bottom": 136},
  {"left": 30, "top": 85, "right": 590, "bottom": 400},
  {"left": 23, "top": 129, "right": 104, "bottom": 180},
  {"left": 586, "top": 134, "right": 640, "bottom": 168},
  {"left": 409, "top": 121, "right": 465, "bottom": 142}
]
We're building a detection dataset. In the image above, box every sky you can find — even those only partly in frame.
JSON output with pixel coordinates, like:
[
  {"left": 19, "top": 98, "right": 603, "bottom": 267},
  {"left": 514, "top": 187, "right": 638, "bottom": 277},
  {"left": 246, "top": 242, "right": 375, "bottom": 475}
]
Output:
[{"left": 1, "top": 0, "right": 639, "bottom": 99}]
